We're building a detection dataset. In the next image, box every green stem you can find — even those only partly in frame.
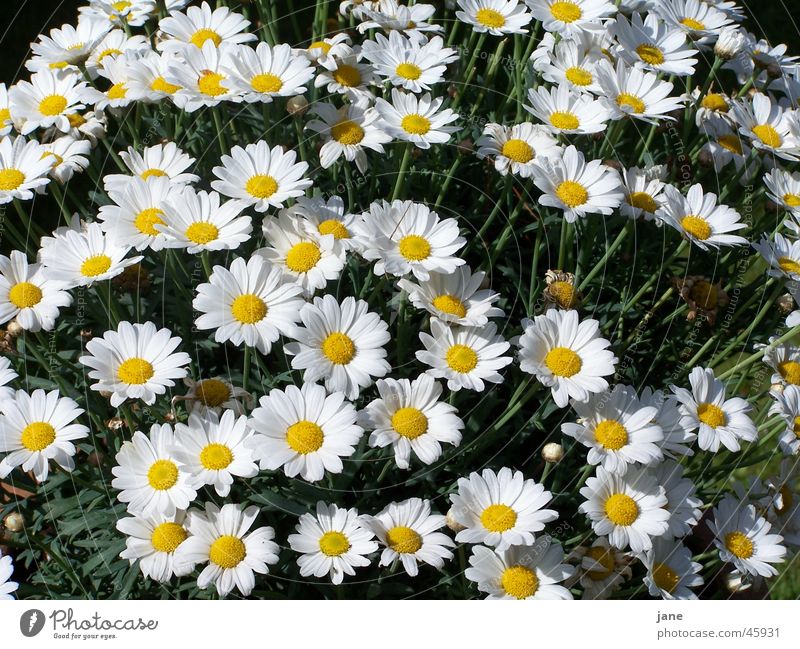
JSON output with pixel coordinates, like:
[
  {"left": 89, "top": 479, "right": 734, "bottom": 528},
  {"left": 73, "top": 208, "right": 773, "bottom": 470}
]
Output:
[{"left": 391, "top": 143, "right": 413, "bottom": 201}]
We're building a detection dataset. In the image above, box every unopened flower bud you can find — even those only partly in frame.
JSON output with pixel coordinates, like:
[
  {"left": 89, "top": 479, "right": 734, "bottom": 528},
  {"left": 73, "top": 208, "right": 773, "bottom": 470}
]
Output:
[
  {"left": 767, "top": 62, "right": 783, "bottom": 80},
  {"left": 542, "top": 442, "right": 564, "bottom": 463},
  {"left": 287, "top": 95, "right": 309, "bottom": 117},
  {"left": 3, "top": 512, "right": 24, "bottom": 533},
  {"left": 714, "top": 27, "right": 746, "bottom": 61},
  {"left": 777, "top": 293, "right": 795, "bottom": 315},
  {"left": 445, "top": 508, "right": 465, "bottom": 533},
  {"left": 5, "top": 321, "right": 22, "bottom": 338}
]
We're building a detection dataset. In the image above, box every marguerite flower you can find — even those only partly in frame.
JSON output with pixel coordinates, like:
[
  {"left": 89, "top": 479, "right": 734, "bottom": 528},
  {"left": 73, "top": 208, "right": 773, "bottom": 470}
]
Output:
[
  {"left": 166, "top": 41, "right": 241, "bottom": 111},
  {"left": 764, "top": 167, "right": 800, "bottom": 217},
  {"left": 525, "top": 83, "right": 611, "bottom": 135},
  {"left": 620, "top": 165, "right": 668, "bottom": 221},
  {"left": 103, "top": 142, "right": 199, "bottom": 193},
  {"left": 769, "top": 384, "right": 800, "bottom": 455},
  {"left": 539, "top": 37, "right": 604, "bottom": 94},
  {"left": 0, "top": 357, "right": 17, "bottom": 403},
  {"left": 223, "top": 42, "right": 314, "bottom": 103},
  {"left": 654, "top": 460, "right": 702, "bottom": 539},
  {"left": 124, "top": 50, "right": 184, "bottom": 103},
  {"left": 475, "top": 121, "right": 561, "bottom": 178},
  {"left": 314, "top": 46, "right": 379, "bottom": 100},
  {"left": 455, "top": 0, "right": 532, "bottom": 36},
  {"left": 0, "top": 250, "right": 71, "bottom": 332},
  {"left": 29, "top": 17, "right": 112, "bottom": 69},
  {"left": 180, "top": 376, "right": 253, "bottom": 416},
  {"left": 8, "top": 70, "right": 88, "bottom": 135},
  {"left": 642, "top": 538, "right": 703, "bottom": 600},
  {"left": 761, "top": 336, "right": 800, "bottom": 388},
  {"left": 753, "top": 233, "right": 800, "bottom": 281},
  {"left": 570, "top": 537, "right": 632, "bottom": 599},
  {"left": 610, "top": 12, "right": 698, "bottom": 77},
  {"left": 357, "top": 0, "right": 443, "bottom": 39},
  {"left": 527, "top": 0, "right": 616, "bottom": 37},
  {"left": 375, "top": 89, "right": 459, "bottom": 149},
  {"left": 117, "top": 511, "right": 193, "bottom": 582},
  {"left": 0, "top": 136, "right": 54, "bottom": 204},
  {"left": 40, "top": 136, "right": 91, "bottom": 184},
  {"left": 0, "top": 554, "right": 18, "bottom": 600},
  {"left": 596, "top": 58, "right": 684, "bottom": 123},
  {"left": 361, "top": 31, "right": 457, "bottom": 92},
  {"left": 285, "top": 195, "right": 359, "bottom": 253},
  {"left": 731, "top": 92, "right": 800, "bottom": 161},
  {"left": 157, "top": 1, "right": 256, "bottom": 54}
]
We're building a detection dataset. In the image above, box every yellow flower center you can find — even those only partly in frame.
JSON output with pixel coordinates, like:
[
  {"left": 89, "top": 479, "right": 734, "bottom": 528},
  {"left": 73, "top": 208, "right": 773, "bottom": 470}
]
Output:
[
  {"left": 67, "top": 112, "right": 86, "bottom": 127},
  {"left": 245, "top": 174, "right": 278, "bottom": 199},
  {"left": 617, "top": 92, "right": 646, "bottom": 114},
  {"left": 97, "top": 48, "right": 122, "bottom": 64},
  {"left": 783, "top": 193, "right": 800, "bottom": 208},
  {"left": 480, "top": 504, "right": 517, "bottom": 532},
  {"left": 285, "top": 241, "right": 321, "bottom": 273},
  {"left": 230, "top": 293, "right": 267, "bottom": 324},
  {"left": 146, "top": 459, "right": 179, "bottom": 490},
  {"left": 689, "top": 280, "right": 718, "bottom": 308},
  {"left": 548, "top": 280, "right": 578, "bottom": 309},
  {"left": 401, "top": 114, "right": 431, "bottom": 135},
  {"left": 322, "top": 331, "right": 356, "bottom": 365},
  {"left": 778, "top": 257, "right": 800, "bottom": 275},
  {"left": 565, "top": 66, "right": 593, "bottom": 86},
  {"left": 308, "top": 41, "right": 332, "bottom": 54},
  {"left": 432, "top": 294, "right": 467, "bottom": 318},
  {"left": 197, "top": 71, "right": 227, "bottom": 97},
  {"left": 200, "top": 443, "right": 234, "bottom": 470},
  {"left": 549, "top": 111, "right": 580, "bottom": 130},
  {"left": 251, "top": 73, "right": 284, "bottom": 93},
  {"left": 445, "top": 344, "right": 478, "bottom": 374},
  {"left": 190, "top": 28, "right": 222, "bottom": 48},
  {"left": 544, "top": 346, "right": 582, "bottom": 377},
  {"left": 39, "top": 94, "right": 68, "bottom": 116},
  {"left": 604, "top": 493, "right": 639, "bottom": 526},
  {"left": 778, "top": 360, "right": 800, "bottom": 385},
  {"left": 501, "top": 138, "right": 534, "bottom": 163},
  {"left": 319, "top": 531, "right": 350, "bottom": 556},
  {"left": 398, "top": 234, "right": 431, "bottom": 261},
  {"left": 333, "top": 64, "right": 361, "bottom": 87},
  {"left": 209, "top": 535, "right": 246, "bottom": 568},
  {"left": 195, "top": 378, "right": 231, "bottom": 407},
  {"left": 107, "top": 83, "right": 127, "bottom": 100},
  {"left": 724, "top": 531, "right": 754, "bottom": 559},
  {"left": 628, "top": 191, "right": 658, "bottom": 213},
  {"left": 0, "top": 169, "right": 25, "bottom": 191},
  {"left": 317, "top": 219, "right": 349, "bottom": 239},
  {"left": 150, "top": 77, "right": 180, "bottom": 94},
  {"left": 134, "top": 208, "right": 165, "bottom": 236},
  {"left": 752, "top": 124, "right": 782, "bottom": 148},
  {"left": 594, "top": 419, "right": 629, "bottom": 451},
  {"left": 286, "top": 420, "right": 325, "bottom": 454},
  {"left": 150, "top": 522, "right": 187, "bottom": 553},
  {"left": 391, "top": 407, "right": 429, "bottom": 440},
  {"left": 184, "top": 221, "right": 219, "bottom": 245},
  {"left": 793, "top": 416, "right": 800, "bottom": 438},
  {"left": 555, "top": 180, "right": 589, "bottom": 208},
  {"left": 396, "top": 62, "right": 422, "bottom": 80},
  {"left": 80, "top": 254, "right": 112, "bottom": 277},
  {"left": 697, "top": 402, "right": 726, "bottom": 428},
  {"left": 550, "top": 1, "right": 582, "bottom": 22},
  {"left": 386, "top": 526, "right": 422, "bottom": 554},
  {"left": 636, "top": 44, "right": 665, "bottom": 65},
  {"left": 117, "top": 357, "right": 155, "bottom": 385},
  {"left": 475, "top": 8, "right": 506, "bottom": 29},
  {"left": 8, "top": 281, "right": 43, "bottom": 309},
  {"left": 681, "top": 17, "right": 705, "bottom": 30},
  {"left": 701, "top": 93, "right": 729, "bottom": 112},
  {"left": 501, "top": 565, "right": 539, "bottom": 599},
  {"left": 0, "top": 107, "right": 11, "bottom": 122},
  {"left": 680, "top": 215, "right": 712, "bottom": 240},
  {"left": 20, "top": 422, "right": 56, "bottom": 451},
  {"left": 50, "top": 62, "right": 69, "bottom": 70},
  {"left": 331, "top": 119, "right": 365, "bottom": 145},
  {"left": 718, "top": 134, "right": 743, "bottom": 155},
  {"left": 585, "top": 545, "right": 615, "bottom": 580},
  {"left": 140, "top": 168, "right": 168, "bottom": 180},
  {"left": 651, "top": 562, "right": 681, "bottom": 593},
  {"left": 112, "top": 1, "right": 131, "bottom": 11}
]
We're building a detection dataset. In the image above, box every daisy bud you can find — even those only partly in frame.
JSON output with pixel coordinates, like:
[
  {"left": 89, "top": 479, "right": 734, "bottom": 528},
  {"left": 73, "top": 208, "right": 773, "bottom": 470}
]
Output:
[
  {"left": 5, "top": 321, "right": 22, "bottom": 338},
  {"left": 80, "top": 329, "right": 93, "bottom": 340},
  {"left": 3, "top": 512, "right": 24, "bottom": 533},
  {"left": 714, "top": 27, "right": 746, "bottom": 61},
  {"left": 287, "top": 95, "right": 309, "bottom": 117},
  {"left": 767, "top": 62, "right": 783, "bottom": 80},
  {"left": 724, "top": 571, "right": 752, "bottom": 594},
  {"left": 445, "top": 508, "right": 466, "bottom": 533},
  {"left": 770, "top": 382, "right": 785, "bottom": 395},
  {"left": 777, "top": 293, "right": 795, "bottom": 315},
  {"left": 541, "top": 442, "right": 564, "bottom": 464}
]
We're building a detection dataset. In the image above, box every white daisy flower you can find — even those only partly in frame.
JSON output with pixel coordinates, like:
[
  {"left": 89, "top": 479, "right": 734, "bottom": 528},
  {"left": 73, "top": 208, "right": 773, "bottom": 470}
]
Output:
[
  {"left": 174, "top": 502, "right": 279, "bottom": 597},
  {"left": 570, "top": 537, "right": 632, "bottom": 600},
  {"left": 180, "top": 376, "right": 253, "bottom": 417},
  {"left": 596, "top": 58, "right": 684, "bottom": 123},
  {"left": 761, "top": 336, "right": 800, "bottom": 388},
  {"left": 416, "top": 319, "right": 512, "bottom": 392},
  {"left": 223, "top": 42, "right": 314, "bottom": 103},
  {"left": 157, "top": 1, "right": 256, "bottom": 54},
  {"left": 41, "top": 135, "right": 91, "bottom": 184},
  {"left": 769, "top": 384, "right": 800, "bottom": 455},
  {"left": 0, "top": 357, "right": 17, "bottom": 403},
  {"left": 8, "top": 70, "right": 88, "bottom": 135},
  {"left": 125, "top": 51, "right": 183, "bottom": 102},
  {"left": 357, "top": 0, "right": 443, "bottom": 39},
  {"left": 524, "top": 83, "right": 611, "bottom": 135},
  {"left": 173, "top": 409, "right": 257, "bottom": 497},
  {"left": 50, "top": 108, "right": 107, "bottom": 145},
  {"left": 285, "top": 195, "right": 359, "bottom": 254},
  {"left": 450, "top": 467, "right": 558, "bottom": 551},
  {"left": 375, "top": 89, "right": 459, "bottom": 149},
  {"left": 0, "top": 250, "right": 71, "bottom": 332},
  {"left": 166, "top": 41, "right": 241, "bottom": 111},
  {"left": 97, "top": 176, "right": 175, "bottom": 252},
  {"left": 619, "top": 165, "right": 668, "bottom": 221},
  {"left": 247, "top": 382, "right": 363, "bottom": 483},
  {"left": 80, "top": 0, "right": 154, "bottom": 28},
  {"left": 466, "top": 542, "right": 574, "bottom": 599},
  {"left": 79, "top": 320, "right": 191, "bottom": 408},
  {"left": 361, "top": 31, "right": 457, "bottom": 92},
  {"left": 639, "top": 386, "right": 697, "bottom": 458},
  {"left": 257, "top": 212, "right": 344, "bottom": 296},
  {"left": 211, "top": 140, "right": 312, "bottom": 212},
  {"left": 731, "top": 92, "right": 800, "bottom": 161},
  {"left": 355, "top": 199, "right": 466, "bottom": 281},
  {"left": 39, "top": 222, "right": 142, "bottom": 289},
  {"left": 671, "top": 366, "right": 756, "bottom": 453},
  {"left": 193, "top": 255, "right": 304, "bottom": 355},
  {"left": 654, "top": 460, "right": 702, "bottom": 539},
  {"left": 562, "top": 384, "right": 664, "bottom": 475},
  {"left": 764, "top": 167, "right": 800, "bottom": 217},
  {"left": 0, "top": 389, "right": 88, "bottom": 483},
  {"left": 699, "top": 119, "right": 758, "bottom": 180},
  {"left": 752, "top": 233, "right": 800, "bottom": 281},
  {"left": 610, "top": 12, "right": 698, "bottom": 77},
  {"left": 159, "top": 187, "right": 252, "bottom": 253},
  {"left": 0, "top": 136, "right": 54, "bottom": 204},
  {"left": 397, "top": 266, "right": 504, "bottom": 327},
  {"left": 475, "top": 122, "right": 561, "bottom": 178},
  {"left": 527, "top": 0, "right": 616, "bottom": 37},
  {"left": 306, "top": 102, "right": 391, "bottom": 174},
  {"left": 284, "top": 295, "right": 391, "bottom": 400},
  {"left": 85, "top": 28, "right": 149, "bottom": 74},
  {"left": 297, "top": 33, "right": 352, "bottom": 66},
  {"left": 117, "top": 510, "right": 193, "bottom": 582},
  {"left": 362, "top": 498, "right": 454, "bottom": 577},
  {"left": 533, "top": 144, "right": 623, "bottom": 222},
  {"left": 0, "top": 84, "right": 12, "bottom": 136},
  {"left": 0, "top": 554, "right": 18, "bottom": 600},
  {"left": 29, "top": 17, "right": 112, "bottom": 69},
  {"left": 762, "top": 460, "right": 800, "bottom": 549},
  {"left": 654, "top": 0, "right": 734, "bottom": 47},
  {"left": 692, "top": 89, "right": 734, "bottom": 126},
  {"left": 103, "top": 142, "right": 199, "bottom": 193},
  {"left": 708, "top": 494, "right": 786, "bottom": 578},
  {"left": 657, "top": 183, "right": 748, "bottom": 250},
  {"left": 314, "top": 46, "right": 380, "bottom": 101},
  {"left": 642, "top": 538, "right": 703, "bottom": 600},
  {"left": 83, "top": 55, "right": 136, "bottom": 110},
  {"left": 538, "top": 31, "right": 604, "bottom": 93},
  {"left": 288, "top": 501, "right": 378, "bottom": 585},
  {"left": 455, "top": 0, "right": 532, "bottom": 35},
  {"left": 518, "top": 308, "right": 618, "bottom": 408},
  {"left": 578, "top": 466, "right": 670, "bottom": 553},
  {"left": 360, "top": 374, "right": 464, "bottom": 469},
  {"left": 111, "top": 424, "right": 197, "bottom": 517}
]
